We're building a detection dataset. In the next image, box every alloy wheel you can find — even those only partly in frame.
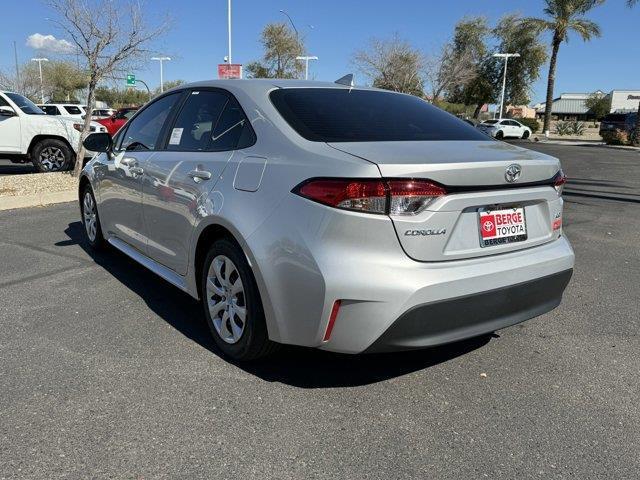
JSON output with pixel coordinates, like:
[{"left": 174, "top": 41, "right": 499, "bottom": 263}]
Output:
[
  {"left": 206, "top": 255, "right": 247, "bottom": 344},
  {"left": 83, "top": 191, "right": 97, "bottom": 242},
  {"left": 39, "top": 146, "right": 66, "bottom": 171}
]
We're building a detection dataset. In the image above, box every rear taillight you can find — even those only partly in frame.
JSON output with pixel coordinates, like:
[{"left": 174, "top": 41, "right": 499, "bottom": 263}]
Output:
[
  {"left": 294, "top": 178, "right": 446, "bottom": 215},
  {"left": 553, "top": 170, "right": 567, "bottom": 196},
  {"left": 387, "top": 179, "right": 447, "bottom": 215}
]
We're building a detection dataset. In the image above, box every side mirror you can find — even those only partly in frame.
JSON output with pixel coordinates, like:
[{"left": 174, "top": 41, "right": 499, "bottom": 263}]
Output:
[
  {"left": 83, "top": 132, "right": 113, "bottom": 154},
  {"left": 0, "top": 106, "right": 17, "bottom": 117}
]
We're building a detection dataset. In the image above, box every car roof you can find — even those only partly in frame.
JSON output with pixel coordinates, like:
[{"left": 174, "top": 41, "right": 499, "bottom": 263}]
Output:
[{"left": 166, "top": 78, "right": 383, "bottom": 95}]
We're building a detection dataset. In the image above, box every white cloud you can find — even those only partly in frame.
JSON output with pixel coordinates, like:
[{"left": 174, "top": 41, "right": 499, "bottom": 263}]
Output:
[{"left": 26, "top": 33, "right": 76, "bottom": 54}]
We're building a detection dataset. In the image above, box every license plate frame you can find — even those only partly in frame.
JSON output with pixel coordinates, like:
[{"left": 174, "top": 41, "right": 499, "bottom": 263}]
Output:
[{"left": 478, "top": 206, "right": 528, "bottom": 248}]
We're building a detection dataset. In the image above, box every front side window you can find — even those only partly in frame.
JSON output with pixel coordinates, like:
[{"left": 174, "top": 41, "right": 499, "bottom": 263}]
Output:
[
  {"left": 167, "top": 90, "right": 228, "bottom": 151},
  {"left": 5, "top": 93, "right": 44, "bottom": 115},
  {"left": 121, "top": 93, "right": 180, "bottom": 151},
  {"left": 270, "top": 88, "right": 487, "bottom": 142}
]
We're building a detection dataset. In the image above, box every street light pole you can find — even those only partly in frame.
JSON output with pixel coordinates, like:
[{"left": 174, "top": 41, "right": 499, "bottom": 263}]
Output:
[
  {"left": 279, "top": 9, "right": 299, "bottom": 37},
  {"left": 31, "top": 58, "right": 49, "bottom": 103},
  {"left": 493, "top": 53, "right": 520, "bottom": 119},
  {"left": 227, "top": 0, "right": 232, "bottom": 64},
  {"left": 151, "top": 57, "right": 171, "bottom": 93},
  {"left": 296, "top": 56, "right": 318, "bottom": 80}
]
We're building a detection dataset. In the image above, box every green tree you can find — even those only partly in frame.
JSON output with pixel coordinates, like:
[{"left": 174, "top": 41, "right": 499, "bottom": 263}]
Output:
[
  {"left": 494, "top": 14, "right": 547, "bottom": 107},
  {"left": 353, "top": 34, "right": 425, "bottom": 96},
  {"left": 447, "top": 15, "right": 546, "bottom": 119},
  {"left": 245, "top": 23, "right": 304, "bottom": 79},
  {"left": 154, "top": 79, "right": 185, "bottom": 95},
  {"left": 523, "top": 0, "right": 604, "bottom": 134},
  {"left": 584, "top": 91, "right": 610, "bottom": 125},
  {"left": 42, "top": 61, "right": 87, "bottom": 102}
]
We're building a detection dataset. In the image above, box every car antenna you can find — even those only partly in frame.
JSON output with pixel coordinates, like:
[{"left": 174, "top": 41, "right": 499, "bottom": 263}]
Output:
[{"left": 335, "top": 74, "right": 354, "bottom": 88}]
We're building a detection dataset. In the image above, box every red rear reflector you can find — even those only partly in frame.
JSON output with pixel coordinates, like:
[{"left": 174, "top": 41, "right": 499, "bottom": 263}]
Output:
[{"left": 323, "top": 300, "right": 342, "bottom": 342}]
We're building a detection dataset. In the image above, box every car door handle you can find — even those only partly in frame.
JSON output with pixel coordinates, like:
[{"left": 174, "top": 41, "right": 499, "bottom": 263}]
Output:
[{"left": 188, "top": 170, "right": 212, "bottom": 182}]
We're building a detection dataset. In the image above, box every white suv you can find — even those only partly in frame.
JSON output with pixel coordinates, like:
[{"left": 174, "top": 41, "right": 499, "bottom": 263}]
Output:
[
  {"left": 0, "top": 91, "right": 106, "bottom": 172},
  {"left": 37, "top": 103, "right": 85, "bottom": 119},
  {"left": 477, "top": 119, "right": 532, "bottom": 139}
]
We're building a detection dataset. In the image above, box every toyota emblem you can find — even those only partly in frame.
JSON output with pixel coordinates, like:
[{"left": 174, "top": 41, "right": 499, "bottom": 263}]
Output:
[
  {"left": 483, "top": 220, "right": 494, "bottom": 232},
  {"left": 505, "top": 164, "right": 522, "bottom": 183}
]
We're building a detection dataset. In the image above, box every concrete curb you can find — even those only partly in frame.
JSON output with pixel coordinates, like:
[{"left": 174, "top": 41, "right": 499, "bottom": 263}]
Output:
[{"left": 0, "top": 190, "right": 76, "bottom": 211}]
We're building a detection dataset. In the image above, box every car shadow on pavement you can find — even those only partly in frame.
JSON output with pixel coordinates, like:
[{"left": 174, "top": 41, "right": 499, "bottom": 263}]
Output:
[{"left": 60, "top": 221, "right": 492, "bottom": 388}]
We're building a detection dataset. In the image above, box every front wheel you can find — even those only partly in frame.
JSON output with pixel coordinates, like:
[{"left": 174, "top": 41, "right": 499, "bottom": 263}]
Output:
[
  {"left": 201, "top": 239, "right": 278, "bottom": 361},
  {"left": 81, "top": 186, "right": 106, "bottom": 250},
  {"left": 521, "top": 130, "right": 530, "bottom": 139}
]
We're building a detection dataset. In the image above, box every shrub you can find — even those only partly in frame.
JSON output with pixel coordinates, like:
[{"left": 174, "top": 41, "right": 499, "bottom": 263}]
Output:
[
  {"left": 601, "top": 129, "right": 629, "bottom": 145},
  {"left": 570, "top": 121, "right": 585, "bottom": 136},
  {"left": 555, "top": 121, "right": 572, "bottom": 136},
  {"left": 516, "top": 117, "right": 540, "bottom": 133}
]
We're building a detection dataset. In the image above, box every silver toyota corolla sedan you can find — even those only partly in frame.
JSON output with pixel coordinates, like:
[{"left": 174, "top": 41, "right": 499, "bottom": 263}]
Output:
[{"left": 79, "top": 79, "right": 574, "bottom": 360}]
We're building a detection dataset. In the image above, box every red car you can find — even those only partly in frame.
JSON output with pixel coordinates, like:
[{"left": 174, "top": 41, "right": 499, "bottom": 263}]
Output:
[{"left": 96, "top": 107, "right": 138, "bottom": 136}]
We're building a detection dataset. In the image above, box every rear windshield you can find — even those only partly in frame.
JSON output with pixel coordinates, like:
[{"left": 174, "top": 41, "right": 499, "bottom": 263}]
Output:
[
  {"left": 270, "top": 88, "right": 488, "bottom": 142},
  {"left": 603, "top": 114, "right": 627, "bottom": 122},
  {"left": 482, "top": 120, "right": 499, "bottom": 124}
]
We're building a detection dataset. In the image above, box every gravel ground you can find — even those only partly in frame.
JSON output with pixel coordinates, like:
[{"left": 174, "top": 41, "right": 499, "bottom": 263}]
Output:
[
  {"left": 0, "top": 143, "right": 638, "bottom": 479},
  {"left": 0, "top": 171, "right": 77, "bottom": 198}
]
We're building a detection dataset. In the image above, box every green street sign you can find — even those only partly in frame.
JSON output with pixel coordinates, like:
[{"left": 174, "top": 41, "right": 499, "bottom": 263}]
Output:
[{"left": 126, "top": 74, "right": 136, "bottom": 86}]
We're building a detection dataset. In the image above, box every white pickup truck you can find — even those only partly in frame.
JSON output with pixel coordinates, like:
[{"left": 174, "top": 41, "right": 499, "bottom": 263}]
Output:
[{"left": 0, "top": 91, "right": 106, "bottom": 172}]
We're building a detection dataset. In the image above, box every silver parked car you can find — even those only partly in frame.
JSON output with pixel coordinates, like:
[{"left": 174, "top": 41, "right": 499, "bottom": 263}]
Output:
[{"left": 79, "top": 79, "right": 574, "bottom": 360}]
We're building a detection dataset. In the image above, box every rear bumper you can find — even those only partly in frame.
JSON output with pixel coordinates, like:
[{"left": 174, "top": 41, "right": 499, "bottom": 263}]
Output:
[{"left": 365, "top": 269, "right": 572, "bottom": 353}]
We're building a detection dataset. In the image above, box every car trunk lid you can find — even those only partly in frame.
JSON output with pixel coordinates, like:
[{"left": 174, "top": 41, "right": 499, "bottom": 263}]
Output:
[{"left": 327, "top": 140, "right": 564, "bottom": 261}]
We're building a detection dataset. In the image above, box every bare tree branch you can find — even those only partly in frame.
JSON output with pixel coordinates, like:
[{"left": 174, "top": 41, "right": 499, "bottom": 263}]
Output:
[{"left": 45, "top": 0, "right": 170, "bottom": 176}]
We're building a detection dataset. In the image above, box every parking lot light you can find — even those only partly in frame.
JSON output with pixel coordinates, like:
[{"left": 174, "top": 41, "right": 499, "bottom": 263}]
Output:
[{"left": 31, "top": 58, "right": 49, "bottom": 104}]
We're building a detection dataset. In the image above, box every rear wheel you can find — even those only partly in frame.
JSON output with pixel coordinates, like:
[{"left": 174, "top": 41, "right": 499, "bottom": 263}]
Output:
[
  {"left": 495, "top": 130, "right": 504, "bottom": 140},
  {"left": 521, "top": 130, "right": 530, "bottom": 139},
  {"left": 201, "top": 239, "right": 278, "bottom": 361},
  {"left": 31, "top": 138, "right": 73, "bottom": 172}
]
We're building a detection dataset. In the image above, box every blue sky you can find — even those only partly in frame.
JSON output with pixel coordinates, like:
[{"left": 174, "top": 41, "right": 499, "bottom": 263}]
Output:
[{"left": 1, "top": 0, "right": 638, "bottom": 104}]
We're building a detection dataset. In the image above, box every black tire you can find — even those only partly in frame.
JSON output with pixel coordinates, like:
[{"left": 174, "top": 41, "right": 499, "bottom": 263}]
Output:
[
  {"left": 201, "top": 238, "right": 278, "bottom": 361},
  {"left": 495, "top": 130, "right": 504, "bottom": 140},
  {"left": 31, "top": 138, "right": 73, "bottom": 172},
  {"left": 80, "top": 185, "right": 107, "bottom": 250},
  {"left": 521, "top": 130, "right": 530, "bottom": 139}
]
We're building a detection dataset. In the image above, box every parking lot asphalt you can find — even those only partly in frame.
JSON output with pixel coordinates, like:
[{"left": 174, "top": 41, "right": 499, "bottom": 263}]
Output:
[
  {"left": 0, "top": 159, "right": 35, "bottom": 176},
  {"left": 1, "top": 143, "right": 639, "bottom": 479}
]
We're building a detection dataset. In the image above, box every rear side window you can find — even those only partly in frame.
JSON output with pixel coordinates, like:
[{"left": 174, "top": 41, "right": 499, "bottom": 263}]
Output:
[
  {"left": 167, "top": 90, "right": 255, "bottom": 151},
  {"left": 64, "top": 105, "right": 82, "bottom": 114},
  {"left": 167, "top": 90, "right": 228, "bottom": 151},
  {"left": 41, "top": 105, "right": 60, "bottom": 115},
  {"left": 211, "top": 96, "right": 256, "bottom": 151},
  {"left": 121, "top": 93, "right": 180, "bottom": 151},
  {"left": 270, "top": 88, "right": 488, "bottom": 142}
]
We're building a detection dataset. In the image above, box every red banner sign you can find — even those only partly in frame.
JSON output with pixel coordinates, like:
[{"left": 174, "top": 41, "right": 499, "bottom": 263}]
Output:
[{"left": 218, "top": 64, "right": 242, "bottom": 79}]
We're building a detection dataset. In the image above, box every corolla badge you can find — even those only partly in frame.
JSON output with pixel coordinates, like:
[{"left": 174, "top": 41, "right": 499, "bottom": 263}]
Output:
[
  {"left": 404, "top": 228, "right": 447, "bottom": 236},
  {"left": 505, "top": 164, "right": 522, "bottom": 183}
]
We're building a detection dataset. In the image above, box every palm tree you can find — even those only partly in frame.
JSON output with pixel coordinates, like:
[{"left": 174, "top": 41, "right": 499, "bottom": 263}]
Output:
[
  {"left": 628, "top": 0, "right": 639, "bottom": 145},
  {"left": 523, "top": 0, "right": 604, "bottom": 134}
]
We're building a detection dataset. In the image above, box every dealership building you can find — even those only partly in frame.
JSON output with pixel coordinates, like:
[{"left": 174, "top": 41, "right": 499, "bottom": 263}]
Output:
[{"left": 533, "top": 90, "right": 640, "bottom": 120}]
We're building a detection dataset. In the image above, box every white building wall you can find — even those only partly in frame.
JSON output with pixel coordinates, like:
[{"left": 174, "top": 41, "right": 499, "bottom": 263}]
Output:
[{"left": 609, "top": 91, "right": 640, "bottom": 113}]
